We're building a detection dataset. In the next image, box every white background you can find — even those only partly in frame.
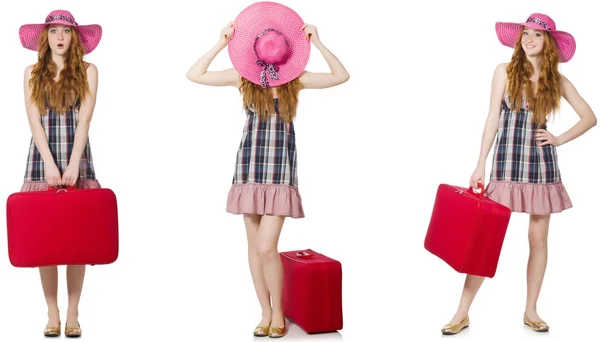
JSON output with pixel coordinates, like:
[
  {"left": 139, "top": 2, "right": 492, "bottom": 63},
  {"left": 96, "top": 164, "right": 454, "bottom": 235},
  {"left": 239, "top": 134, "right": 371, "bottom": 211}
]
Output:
[{"left": 0, "top": 0, "right": 598, "bottom": 341}]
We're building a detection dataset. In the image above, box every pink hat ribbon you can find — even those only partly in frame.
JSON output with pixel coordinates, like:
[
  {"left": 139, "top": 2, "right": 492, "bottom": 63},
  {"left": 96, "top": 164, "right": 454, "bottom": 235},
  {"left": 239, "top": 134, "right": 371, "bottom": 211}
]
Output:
[
  {"left": 45, "top": 13, "right": 78, "bottom": 25},
  {"left": 525, "top": 17, "right": 552, "bottom": 30},
  {"left": 254, "top": 28, "right": 289, "bottom": 88}
]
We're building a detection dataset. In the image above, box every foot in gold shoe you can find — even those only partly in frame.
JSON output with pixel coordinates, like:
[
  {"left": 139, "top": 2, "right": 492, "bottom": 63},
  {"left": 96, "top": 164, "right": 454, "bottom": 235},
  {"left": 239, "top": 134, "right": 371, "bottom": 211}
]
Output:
[
  {"left": 65, "top": 323, "right": 82, "bottom": 338},
  {"left": 44, "top": 323, "right": 61, "bottom": 337},
  {"left": 268, "top": 321, "right": 288, "bottom": 338},
  {"left": 524, "top": 314, "right": 549, "bottom": 332},
  {"left": 441, "top": 316, "right": 469, "bottom": 335},
  {"left": 254, "top": 325, "right": 270, "bottom": 337}
]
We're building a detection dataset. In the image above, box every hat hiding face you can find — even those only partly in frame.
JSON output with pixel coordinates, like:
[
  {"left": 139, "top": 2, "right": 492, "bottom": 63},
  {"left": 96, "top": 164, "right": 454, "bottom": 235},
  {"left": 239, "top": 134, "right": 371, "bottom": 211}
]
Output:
[
  {"left": 228, "top": 2, "right": 311, "bottom": 88},
  {"left": 19, "top": 10, "right": 102, "bottom": 54},
  {"left": 496, "top": 13, "right": 575, "bottom": 62}
]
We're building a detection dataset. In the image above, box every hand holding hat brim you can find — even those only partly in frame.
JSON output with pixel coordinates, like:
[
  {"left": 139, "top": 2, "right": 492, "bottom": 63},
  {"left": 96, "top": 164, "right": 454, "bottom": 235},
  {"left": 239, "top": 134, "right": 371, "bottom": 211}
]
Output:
[{"left": 228, "top": 1, "right": 311, "bottom": 87}]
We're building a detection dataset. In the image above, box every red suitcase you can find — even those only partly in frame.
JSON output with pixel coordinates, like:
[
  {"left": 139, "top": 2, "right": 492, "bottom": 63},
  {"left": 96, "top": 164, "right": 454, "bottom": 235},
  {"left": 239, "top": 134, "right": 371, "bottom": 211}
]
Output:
[
  {"left": 6, "top": 186, "right": 119, "bottom": 267},
  {"left": 280, "top": 249, "right": 343, "bottom": 333},
  {"left": 424, "top": 183, "right": 511, "bottom": 278}
]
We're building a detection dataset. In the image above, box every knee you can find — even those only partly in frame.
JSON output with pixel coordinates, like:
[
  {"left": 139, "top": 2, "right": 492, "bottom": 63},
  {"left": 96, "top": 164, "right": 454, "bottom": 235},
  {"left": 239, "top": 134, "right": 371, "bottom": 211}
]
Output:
[
  {"left": 257, "top": 243, "right": 278, "bottom": 260},
  {"left": 39, "top": 266, "right": 58, "bottom": 271},
  {"left": 248, "top": 246, "right": 259, "bottom": 257},
  {"left": 247, "top": 240, "right": 259, "bottom": 256},
  {"left": 528, "top": 231, "right": 548, "bottom": 250},
  {"left": 529, "top": 215, "right": 549, "bottom": 250}
]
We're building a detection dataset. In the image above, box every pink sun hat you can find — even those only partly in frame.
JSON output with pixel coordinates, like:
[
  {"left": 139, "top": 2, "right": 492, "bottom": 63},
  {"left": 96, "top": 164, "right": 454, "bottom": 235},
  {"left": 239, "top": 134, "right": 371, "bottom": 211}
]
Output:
[
  {"left": 496, "top": 13, "right": 576, "bottom": 62},
  {"left": 19, "top": 10, "right": 102, "bottom": 55},
  {"left": 228, "top": 1, "right": 310, "bottom": 88}
]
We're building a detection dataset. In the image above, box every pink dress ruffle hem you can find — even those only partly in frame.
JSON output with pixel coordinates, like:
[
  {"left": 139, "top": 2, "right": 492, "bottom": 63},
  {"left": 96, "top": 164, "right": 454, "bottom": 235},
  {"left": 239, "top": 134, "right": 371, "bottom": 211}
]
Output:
[
  {"left": 226, "top": 183, "right": 305, "bottom": 219},
  {"left": 20, "top": 179, "right": 102, "bottom": 192},
  {"left": 485, "top": 180, "right": 572, "bottom": 215}
]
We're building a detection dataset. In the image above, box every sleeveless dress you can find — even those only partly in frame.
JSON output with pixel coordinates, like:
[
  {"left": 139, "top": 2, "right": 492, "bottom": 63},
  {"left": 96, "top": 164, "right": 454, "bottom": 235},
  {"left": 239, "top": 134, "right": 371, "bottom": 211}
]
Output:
[
  {"left": 485, "top": 93, "right": 572, "bottom": 214},
  {"left": 226, "top": 98, "right": 304, "bottom": 218},
  {"left": 21, "top": 101, "right": 101, "bottom": 192}
]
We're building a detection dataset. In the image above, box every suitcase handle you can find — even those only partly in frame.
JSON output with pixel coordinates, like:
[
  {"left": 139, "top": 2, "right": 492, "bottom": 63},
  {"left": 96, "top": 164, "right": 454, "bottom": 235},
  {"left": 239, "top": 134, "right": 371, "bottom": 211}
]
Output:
[
  {"left": 467, "top": 182, "right": 484, "bottom": 199},
  {"left": 296, "top": 251, "right": 314, "bottom": 259},
  {"left": 48, "top": 186, "right": 77, "bottom": 193}
]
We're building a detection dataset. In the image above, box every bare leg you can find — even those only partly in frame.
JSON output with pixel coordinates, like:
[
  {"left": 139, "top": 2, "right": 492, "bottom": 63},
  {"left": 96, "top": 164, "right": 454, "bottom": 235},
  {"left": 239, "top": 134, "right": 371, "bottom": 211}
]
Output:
[
  {"left": 244, "top": 214, "right": 272, "bottom": 327},
  {"left": 525, "top": 214, "right": 550, "bottom": 322},
  {"left": 65, "top": 265, "right": 85, "bottom": 327},
  {"left": 448, "top": 275, "right": 485, "bottom": 324},
  {"left": 39, "top": 266, "right": 60, "bottom": 327},
  {"left": 256, "top": 215, "right": 286, "bottom": 328}
]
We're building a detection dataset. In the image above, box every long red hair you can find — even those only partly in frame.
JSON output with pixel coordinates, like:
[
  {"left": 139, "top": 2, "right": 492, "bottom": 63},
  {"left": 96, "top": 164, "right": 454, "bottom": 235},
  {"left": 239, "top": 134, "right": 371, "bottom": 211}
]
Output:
[
  {"left": 506, "top": 28, "right": 561, "bottom": 126},
  {"left": 29, "top": 26, "right": 89, "bottom": 114},
  {"left": 239, "top": 77, "right": 301, "bottom": 122}
]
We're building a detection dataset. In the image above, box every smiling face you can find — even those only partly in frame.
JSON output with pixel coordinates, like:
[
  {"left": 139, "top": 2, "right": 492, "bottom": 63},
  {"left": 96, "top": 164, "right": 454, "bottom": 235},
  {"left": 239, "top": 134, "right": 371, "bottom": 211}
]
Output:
[
  {"left": 520, "top": 27, "right": 545, "bottom": 58},
  {"left": 47, "top": 25, "right": 73, "bottom": 56}
]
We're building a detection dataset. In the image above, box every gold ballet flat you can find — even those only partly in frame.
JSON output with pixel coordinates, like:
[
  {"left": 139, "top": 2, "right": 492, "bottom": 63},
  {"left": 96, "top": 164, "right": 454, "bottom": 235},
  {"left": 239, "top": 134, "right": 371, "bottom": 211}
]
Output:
[
  {"left": 253, "top": 324, "right": 270, "bottom": 337},
  {"left": 268, "top": 321, "right": 288, "bottom": 338},
  {"left": 441, "top": 316, "right": 469, "bottom": 335},
  {"left": 65, "top": 323, "right": 82, "bottom": 338},
  {"left": 524, "top": 314, "right": 549, "bottom": 332},
  {"left": 44, "top": 323, "right": 61, "bottom": 337}
]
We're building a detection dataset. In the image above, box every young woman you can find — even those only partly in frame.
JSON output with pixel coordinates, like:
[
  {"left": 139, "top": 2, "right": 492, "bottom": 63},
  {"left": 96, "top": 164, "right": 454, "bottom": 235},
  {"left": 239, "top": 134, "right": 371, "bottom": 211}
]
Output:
[
  {"left": 186, "top": 2, "right": 349, "bottom": 338},
  {"left": 442, "top": 13, "right": 596, "bottom": 335},
  {"left": 19, "top": 10, "right": 102, "bottom": 338}
]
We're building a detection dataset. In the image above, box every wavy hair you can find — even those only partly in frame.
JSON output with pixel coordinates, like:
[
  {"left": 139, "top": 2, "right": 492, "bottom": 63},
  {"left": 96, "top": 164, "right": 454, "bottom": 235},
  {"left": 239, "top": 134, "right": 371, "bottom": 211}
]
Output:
[
  {"left": 29, "top": 26, "right": 89, "bottom": 114},
  {"left": 239, "top": 77, "right": 301, "bottom": 122},
  {"left": 506, "top": 28, "right": 561, "bottom": 126}
]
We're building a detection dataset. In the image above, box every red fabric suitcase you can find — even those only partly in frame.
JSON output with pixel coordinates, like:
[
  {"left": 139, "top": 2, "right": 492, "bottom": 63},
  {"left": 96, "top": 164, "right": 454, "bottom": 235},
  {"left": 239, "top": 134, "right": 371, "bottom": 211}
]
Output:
[
  {"left": 424, "top": 183, "right": 511, "bottom": 278},
  {"left": 280, "top": 249, "right": 343, "bottom": 333},
  {"left": 6, "top": 187, "right": 119, "bottom": 267}
]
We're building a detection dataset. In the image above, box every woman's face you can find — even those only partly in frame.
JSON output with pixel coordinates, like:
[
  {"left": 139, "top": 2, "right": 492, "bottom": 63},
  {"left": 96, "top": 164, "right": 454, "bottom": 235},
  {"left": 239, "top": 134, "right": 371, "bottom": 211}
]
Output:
[
  {"left": 47, "top": 25, "right": 73, "bottom": 56},
  {"left": 521, "top": 27, "right": 545, "bottom": 58}
]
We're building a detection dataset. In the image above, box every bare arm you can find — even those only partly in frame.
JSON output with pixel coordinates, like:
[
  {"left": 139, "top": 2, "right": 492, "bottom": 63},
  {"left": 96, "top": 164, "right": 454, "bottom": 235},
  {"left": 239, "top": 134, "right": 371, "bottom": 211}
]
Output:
[
  {"left": 298, "top": 25, "right": 350, "bottom": 89},
  {"left": 186, "top": 22, "right": 240, "bottom": 87},
  {"left": 470, "top": 63, "right": 507, "bottom": 188},
  {"left": 24, "top": 65, "right": 54, "bottom": 166},
  {"left": 477, "top": 64, "right": 507, "bottom": 165},
  {"left": 556, "top": 76, "right": 597, "bottom": 144}
]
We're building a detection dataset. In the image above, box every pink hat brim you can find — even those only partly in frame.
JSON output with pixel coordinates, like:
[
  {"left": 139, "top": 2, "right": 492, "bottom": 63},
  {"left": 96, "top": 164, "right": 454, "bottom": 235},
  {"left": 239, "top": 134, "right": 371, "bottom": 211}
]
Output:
[
  {"left": 495, "top": 21, "right": 576, "bottom": 62},
  {"left": 19, "top": 22, "right": 102, "bottom": 55},
  {"left": 228, "top": 1, "right": 310, "bottom": 87}
]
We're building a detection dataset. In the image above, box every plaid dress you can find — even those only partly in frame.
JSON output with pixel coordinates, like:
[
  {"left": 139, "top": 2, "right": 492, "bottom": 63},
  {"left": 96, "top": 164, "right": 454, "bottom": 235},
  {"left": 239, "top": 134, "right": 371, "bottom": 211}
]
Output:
[
  {"left": 226, "top": 98, "right": 304, "bottom": 218},
  {"left": 21, "top": 101, "right": 100, "bottom": 192},
  {"left": 486, "top": 93, "right": 572, "bottom": 214}
]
